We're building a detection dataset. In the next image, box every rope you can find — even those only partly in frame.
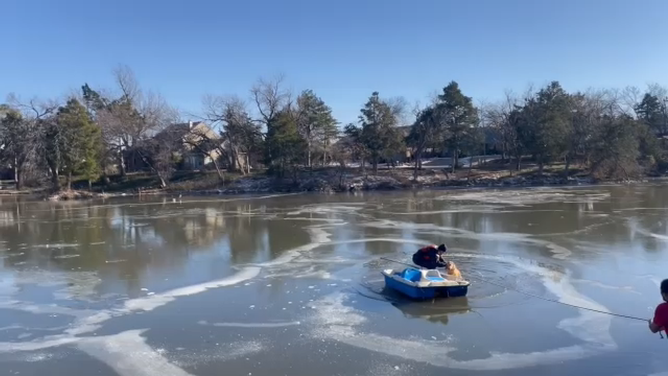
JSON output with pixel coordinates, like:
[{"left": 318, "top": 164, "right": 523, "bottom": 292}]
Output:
[
  {"left": 468, "top": 274, "right": 664, "bottom": 339},
  {"left": 468, "top": 274, "right": 645, "bottom": 321}
]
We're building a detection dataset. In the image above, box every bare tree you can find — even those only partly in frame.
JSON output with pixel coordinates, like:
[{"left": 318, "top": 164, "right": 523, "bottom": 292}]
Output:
[
  {"left": 250, "top": 75, "right": 292, "bottom": 169},
  {"left": 133, "top": 93, "right": 180, "bottom": 188},
  {"left": 498, "top": 90, "right": 519, "bottom": 163},
  {"left": 250, "top": 74, "right": 291, "bottom": 127},
  {"left": 84, "top": 65, "right": 179, "bottom": 186},
  {"left": 330, "top": 138, "right": 352, "bottom": 189},
  {"left": 202, "top": 94, "right": 263, "bottom": 175},
  {"left": 138, "top": 128, "right": 179, "bottom": 188},
  {"left": 202, "top": 94, "right": 241, "bottom": 174},
  {"left": 113, "top": 64, "right": 142, "bottom": 104},
  {"left": 476, "top": 99, "right": 491, "bottom": 156},
  {"left": 618, "top": 85, "right": 642, "bottom": 117},
  {"left": 181, "top": 118, "right": 226, "bottom": 181},
  {"left": 86, "top": 68, "right": 140, "bottom": 178},
  {"left": 646, "top": 83, "right": 668, "bottom": 100},
  {"left": 2, "top": 95, "right": 57, "bottom": 189},
  {"left": 387, "top": 96, "right": 410, "bottom": 126},
  {"left": 408, "top": 101, "right": 444, "bottom": 179},
  {"left": 486, "top": 90, "right": 522, "bottom": 172}
]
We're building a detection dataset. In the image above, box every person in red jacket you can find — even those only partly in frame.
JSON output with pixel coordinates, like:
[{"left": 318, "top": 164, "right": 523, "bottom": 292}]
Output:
[
  {"left": 649, "top": 279, "right": 668, "bottom": 335},
  {"left": 412, "top": 244, "right": 447, "bottom": 269}
]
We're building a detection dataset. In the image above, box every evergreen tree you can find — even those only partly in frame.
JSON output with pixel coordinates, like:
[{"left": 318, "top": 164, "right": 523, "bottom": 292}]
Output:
[
  {"left": 265, "top": 109, "right": 307, "bottom": 177},
  {"left": 358, "top": 92, "right": 403, "bottom": 172},
  {"left": 516, "top": 81, "right": 572, "bottom": 174},
  {"left": 342, "top": 123, "right": 366, "bottom": 167},
  {"left": 435, "top": 82, "right": 479, "bottom": 172},
  {"left": 296, "top": 90, "right": 337, "bottom": 168},
  {"left": 635, "top": 93, "right": 668, "bottom": 136},
  {"left": 45, "top": 99, "right": 102, "bottom": 190}
]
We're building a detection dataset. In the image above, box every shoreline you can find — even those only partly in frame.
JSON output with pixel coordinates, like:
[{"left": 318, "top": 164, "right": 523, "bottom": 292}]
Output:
[{"left": 5, "top": 170, "right": 662, "bottom": 201}]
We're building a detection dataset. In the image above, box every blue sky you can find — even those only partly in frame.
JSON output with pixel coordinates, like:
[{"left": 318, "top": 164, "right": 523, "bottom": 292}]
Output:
[{"left": 2, "top": 0, "right": 667, "bottom": 125}]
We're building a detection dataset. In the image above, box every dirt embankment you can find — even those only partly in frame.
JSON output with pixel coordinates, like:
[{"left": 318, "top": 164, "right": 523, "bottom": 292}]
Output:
[
  {"left": 28, "top": 160, "right": 659, "bottom": 201},
  {"left": 220, "top": 167, "right": 603, "bottom": 195}
]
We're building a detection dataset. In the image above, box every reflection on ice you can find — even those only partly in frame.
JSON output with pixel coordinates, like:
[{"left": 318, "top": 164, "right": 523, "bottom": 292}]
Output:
[
  {"left": 439, "top": 188, "right": 611, "bottom": 206},
  {"left": 361, "top": 218, "right": 574, "bottom": 259},
  {"left": 391, "top": 297, "right": 472, "bottom": 326}
]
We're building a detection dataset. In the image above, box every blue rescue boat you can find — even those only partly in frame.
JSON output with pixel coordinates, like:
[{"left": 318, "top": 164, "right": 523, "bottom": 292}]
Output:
[{"left": 382, "top": 267, "right": 470, "bottom": 300}]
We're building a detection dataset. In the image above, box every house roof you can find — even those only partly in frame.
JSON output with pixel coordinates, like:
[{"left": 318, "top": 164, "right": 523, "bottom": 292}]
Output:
[
  {"left": 153, "top": 121, "right": 223, "bottom": 154},
  {"left": 397, "top": 125, "right": 411, "bottom": 137},
  {"left": 157, "top": 121, "right": 221, "bottom": 140},
  {"left": 160, "top": 121, "right": 205, "bottom": 136}
]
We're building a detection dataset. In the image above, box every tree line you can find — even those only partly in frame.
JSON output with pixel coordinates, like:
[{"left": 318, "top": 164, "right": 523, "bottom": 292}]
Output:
[{"left": 1, "top": 65, "right": 667, "bottom": 191}]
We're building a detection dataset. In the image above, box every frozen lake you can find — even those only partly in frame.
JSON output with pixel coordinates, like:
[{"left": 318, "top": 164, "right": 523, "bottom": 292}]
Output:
[{"left": 0, "top": 185, "right": 666, "bottom": 375}]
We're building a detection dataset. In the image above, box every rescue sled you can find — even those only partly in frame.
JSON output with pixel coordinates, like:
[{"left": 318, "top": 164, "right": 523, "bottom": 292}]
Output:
[{"left": 382, "top": 267, "right": 470, "bottom": 300}]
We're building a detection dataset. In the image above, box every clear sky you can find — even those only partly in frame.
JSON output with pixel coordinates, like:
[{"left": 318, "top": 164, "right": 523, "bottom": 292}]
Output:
[{"left": 2, "top": 0, "right": 667, "bottom": 125}]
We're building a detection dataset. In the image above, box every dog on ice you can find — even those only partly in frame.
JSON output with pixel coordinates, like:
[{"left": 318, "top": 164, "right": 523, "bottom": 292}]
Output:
[{"left": 444, "top": 261, "right": 462, "bottom": 280}]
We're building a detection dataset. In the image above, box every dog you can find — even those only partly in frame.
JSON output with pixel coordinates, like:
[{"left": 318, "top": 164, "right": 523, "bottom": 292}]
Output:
[{"left": 444, "top": 261, "right": 462, "bottom": 280}]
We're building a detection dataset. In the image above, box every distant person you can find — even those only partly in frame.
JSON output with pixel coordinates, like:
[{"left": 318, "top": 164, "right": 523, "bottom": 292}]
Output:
[
  {"left": 649, "top": 279, "right": 668, "bottom": 335},
  {"left": 412, "top": 244, "right": 447, "bottom": 269}
]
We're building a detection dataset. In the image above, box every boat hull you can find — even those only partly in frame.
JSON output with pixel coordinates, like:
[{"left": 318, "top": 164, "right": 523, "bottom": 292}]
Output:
[{"left": 382, "top": 268, "right": 469, "bottom": 300}]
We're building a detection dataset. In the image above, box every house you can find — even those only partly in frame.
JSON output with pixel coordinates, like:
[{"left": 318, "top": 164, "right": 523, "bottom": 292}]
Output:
[{"left": 155, "top": 121, "right": 224, "bottom": 170}]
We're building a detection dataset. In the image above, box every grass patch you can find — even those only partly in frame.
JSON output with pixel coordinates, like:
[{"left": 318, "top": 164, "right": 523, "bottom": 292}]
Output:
[{"left": 65, "top": 170, "right": 258, "bottom": 193}]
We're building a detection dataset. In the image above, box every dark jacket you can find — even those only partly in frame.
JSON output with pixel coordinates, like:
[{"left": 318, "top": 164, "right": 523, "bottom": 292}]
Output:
[{"left": 412, "top": 245, "right": 447, "bottom": 269}]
